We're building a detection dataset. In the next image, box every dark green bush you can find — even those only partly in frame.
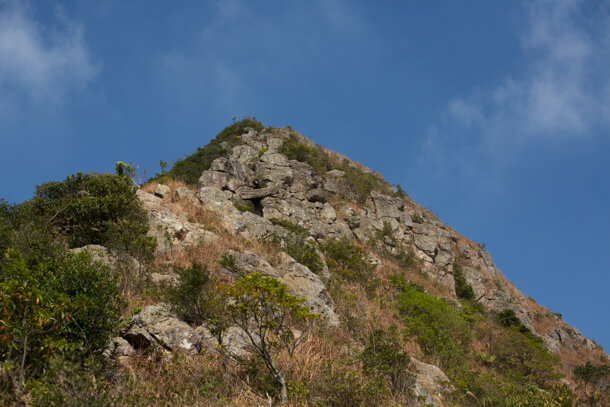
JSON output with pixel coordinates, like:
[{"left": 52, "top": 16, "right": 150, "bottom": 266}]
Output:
[
  {"left": 453, "top": 263, "right": 475, "bottom": 300},
  {"left": 270, "top": 218, "right": 324, "bottom": 275},
  {"left": 410, "top": 214, "right": 423, "bottom": 224},
  {"left": 0, "top": 199, "right": 14, "bottom": 257},
  {"left": 169, "top": 262, "right": 227, "bottom": 342},
  {"left": 495, "top": 309, "right": 531, "bottom": 336},
  {"left": 19, "top": 172, "right": 155, "bottom": 261},
  {"left": 322, "top": 237, "right": 375, "bottom": 283},
  {"left": 168, "top": 117, "right": 264, "bottom": 184},
  {"left": 0, "top": 249, "right": 121, "bottom": 394},
  {"left": 30, "top": 355, "right": 115, "bottom": 407},
  {"left": 278, "top": 134, "right": 332, "bottom": 175},
  {"left": 269, "top": 218, "right": 308, "bottom": 235},
  {"left": 337, "top": 162, "right": 385, "bottom": 204},
  {"left": 231, "top": 198, "right": 255, "bottom": 213},
  {"left": 493, "top": 325, "right": 561, "bottom": 387}
]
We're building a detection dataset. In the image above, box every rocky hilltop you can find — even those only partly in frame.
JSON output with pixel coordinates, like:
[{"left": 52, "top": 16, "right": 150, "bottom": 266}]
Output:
[
  {"left": 2, "top": 120, "right": 608, "bottom": 406},
  {"left": 124, "top": 123, "right": 606, "bottom": 405}
]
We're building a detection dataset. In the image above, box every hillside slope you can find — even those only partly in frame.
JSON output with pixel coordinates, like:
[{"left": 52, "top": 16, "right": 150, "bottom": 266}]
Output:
[{"left": 1, "top": 120, "right": 608, "bottom": 406}]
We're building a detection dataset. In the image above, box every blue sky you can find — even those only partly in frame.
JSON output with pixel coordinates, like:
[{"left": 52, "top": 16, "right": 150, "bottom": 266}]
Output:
[{"left": 1, "top": 0, "right": 609, "bottom": 351}]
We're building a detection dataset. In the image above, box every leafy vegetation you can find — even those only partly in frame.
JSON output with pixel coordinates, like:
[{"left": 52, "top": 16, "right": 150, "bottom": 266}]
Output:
[
  {"left": 453, "top": 262, "right": 475, "bottom": 300},
  {"left": 0, "top": 249, "right": 121, "bottom": 400},
  {"left": 169, "top": 262, "right": 227, "bottom": 342},
  {"left": 224, "top": 273, "right": 316, "bottom": 405},
  {"left": 573, "top": 361, "right": 610, "bottom": 406},
  {"left": 270, "top": 218, "right": 324, "bottom": 275},
  {"left": 322, "top": 237, "right": 375, "bottom": 283},
  {"left": 396, "top": 284, "right": 471, "bottom": 372},
  {"left": 17, "top": 171, "right": 156, "bottom": 261},
  {"left": 278, "top": 133, "right": 332, "bottom": 175},
  {"left": 360, "top": 326, "right": 414, "bottom": 403},
  {"left": 166, "top": 117, "right": 264, "bottom": 184}
]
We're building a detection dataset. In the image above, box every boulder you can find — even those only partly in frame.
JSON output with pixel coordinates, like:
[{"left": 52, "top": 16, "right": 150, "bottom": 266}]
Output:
[
  {"left": 154, "top": 184, "right": 171, "bottom": 198},
  {"left": 411, "top": 358, "right": 452, "bottom": 406},
  {"left": 122, "top": 305, "right": 203, "bottom": 353}
]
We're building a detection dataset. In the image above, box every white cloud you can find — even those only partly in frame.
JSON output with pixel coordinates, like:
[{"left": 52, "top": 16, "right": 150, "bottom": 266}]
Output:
[
  {"left": 0, "top": 1, "right": 98, "bottom": 109},
  {"left": 447, "top": 0, "right": 610, "bottom": 148}
]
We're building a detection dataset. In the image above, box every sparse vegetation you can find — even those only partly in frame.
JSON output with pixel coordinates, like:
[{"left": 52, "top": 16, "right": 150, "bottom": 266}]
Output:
[
  {"left": 166, "top": 117, "right": 264, "bottom": 185},
  {"left": 453, "top": 262, "right": 475, "bottom": 300}
]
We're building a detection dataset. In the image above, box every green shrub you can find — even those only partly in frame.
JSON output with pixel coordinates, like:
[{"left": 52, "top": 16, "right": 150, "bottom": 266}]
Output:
[
  {"left": 495, "top": 309, "right": 532, "bottom": 336},
  {"left": 168, "top": 117, "right": 264, "bottom": 184},
  {"left": 0, "top": 249, "right": 121, "bottom": 394},
  {"left": 30, "top": 355, "right": 115, "bottom": 407},
  {"left": 18, "top": 172, "right": 155, "bottom": 261},
  {"left": 453, "top": 263, "right": 475, "bottom": 300},
  {"left": 231, "top": 198, "right": 255, "bottom": 213},
  {"left": 309, "top": 359, "right": 389, "bottom": 407},
  {"left": 396, "top": 285, "right": 471, "bottom": 371},
  {"left": 270, "top": 218, "right": 324, "bottom": 275},
  {"left": 322, "top": 237, "right": 375, "bottom": 283},
  {"left": 331, "top": 159, "right": 388, "bottom": 204},
  {"left": 169, "top": 262, "right": 227, "bottom": 342},
  {"left": 492, "top": 324, "right": 561, "bottom": 387},
  {"left": 278, "top": 134, "right": 332, "bottom": 175},
  {"left": 0, "top": 199, "right": 14, "bottom": 257},
  {"left": 410, "top": 214, "right": 423, "bottom": 224},
  {"left": 269, "top": 218, "right": 308, "bottom": 235}
]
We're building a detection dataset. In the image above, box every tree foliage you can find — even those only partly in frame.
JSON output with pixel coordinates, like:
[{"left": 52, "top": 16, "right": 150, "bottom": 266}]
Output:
[
  {"left": 224, "top": 273, "right": 316, "bottom": 405},
  {"left": 0, "top": 249, "right": 121, "bottom": 397},
  {"left": 18, "top": 172, "right": 155, "bottom": 261}
]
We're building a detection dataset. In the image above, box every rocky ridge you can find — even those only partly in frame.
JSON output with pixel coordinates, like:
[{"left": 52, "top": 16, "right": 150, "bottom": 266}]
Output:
[{"left": 113, "top": 126, "right": 606, "bottom": 405}]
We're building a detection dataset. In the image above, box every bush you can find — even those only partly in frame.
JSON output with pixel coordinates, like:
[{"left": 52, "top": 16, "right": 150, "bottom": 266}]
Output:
[
  {"left": 360, "top": 326, "right": 414, "bottom": 402},
  {"left": 337, "top": 161, "right": 385, "bottom": 204},
  {"left": 0, "top": 199, "right": 14, "bottom": 257},
  {"left": 492, "top": 324, "right": 561, "bottom": 387},
  {"left": 0, "top": 249, "right": 121, "bottom": 394},
  {"left": 396, "top": 285, "right": 471, "bottom": 371},
  {"left": 168, "top": 117, "right": 264, "bottom": 184},
  {"left": 270, "top": 218, "right": 324, "bottom": 275},
  {"left": 278, "top": 133, "right": 332, "bottom": 175},
  {"left": 18, "top": 172, "right": 155, "bottom": 261},
  {"left": 224, "top": 273, "right": 316, "bottom": 405},
  {"left": 169, "top": 262, "right": 227, "bottom": 342},
  {"left": 453, "top": 263, "right": 475, "bottom": 300},
  {"left": 322, "top": 237, "right": 375, "bottom": 283}
]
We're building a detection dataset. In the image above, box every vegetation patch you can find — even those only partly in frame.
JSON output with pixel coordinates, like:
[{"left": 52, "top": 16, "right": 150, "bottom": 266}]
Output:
[
  {"left": 322, "top": 237, "right": 375, "bottom": 283},
  {"left": 165, "top": 117, "right": 263, "bottom": 185},
  {"left": 278, "top": 133, "right": 332, "bottom": 175}
]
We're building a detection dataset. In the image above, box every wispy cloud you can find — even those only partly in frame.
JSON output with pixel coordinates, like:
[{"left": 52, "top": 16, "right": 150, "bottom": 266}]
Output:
[
  {"left": 430, "top": 0, "right": 610, "bottom": 172},
  {"left": 0, "top": 1, "right": 98, "bottom": 111}
]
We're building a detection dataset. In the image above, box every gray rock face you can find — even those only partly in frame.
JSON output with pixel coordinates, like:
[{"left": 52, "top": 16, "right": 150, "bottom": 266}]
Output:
[
  {"left": 411, "top": 358, "right": 452, "bottom": 406},
  {"left": 137, "top": 190, "right": 218, "bottom": 254},
  {"left": 104, "top": 337, "right": 135, "bottom": 358},
  {"left": 122, "top": 305, "right": 204, "bottom": 353},
  {"left": 221, "top": 250, "right": 339, "bottom": 326}
]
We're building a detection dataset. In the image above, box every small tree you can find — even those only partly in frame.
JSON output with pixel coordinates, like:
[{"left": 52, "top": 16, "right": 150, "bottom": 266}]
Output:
[
  {"left": 574, "top": 361, "right": 610, "bottom": 406},
  {"left": 224, "top": 273, "right": 316, "bottom": 405}
]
